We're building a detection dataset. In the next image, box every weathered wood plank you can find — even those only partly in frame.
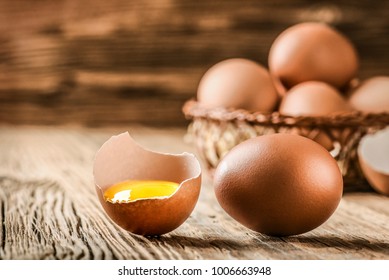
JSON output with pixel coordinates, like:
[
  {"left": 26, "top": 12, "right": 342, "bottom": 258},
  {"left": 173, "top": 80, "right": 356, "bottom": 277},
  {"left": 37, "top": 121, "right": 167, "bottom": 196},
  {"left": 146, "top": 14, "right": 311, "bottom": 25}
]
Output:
[
  {"left": 0, "top": 1, "right": 388, "bottom": 126},
  {"left": 0, "top": 125, "right": 389, "bottom": 260}
]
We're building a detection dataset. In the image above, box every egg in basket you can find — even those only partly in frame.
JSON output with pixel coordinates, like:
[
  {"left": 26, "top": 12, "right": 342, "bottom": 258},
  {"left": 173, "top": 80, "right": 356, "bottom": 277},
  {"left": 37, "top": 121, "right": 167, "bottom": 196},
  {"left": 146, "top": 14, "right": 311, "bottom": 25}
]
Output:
[{"left": 183, "top": 22, "right": 389, "bottom": 195}]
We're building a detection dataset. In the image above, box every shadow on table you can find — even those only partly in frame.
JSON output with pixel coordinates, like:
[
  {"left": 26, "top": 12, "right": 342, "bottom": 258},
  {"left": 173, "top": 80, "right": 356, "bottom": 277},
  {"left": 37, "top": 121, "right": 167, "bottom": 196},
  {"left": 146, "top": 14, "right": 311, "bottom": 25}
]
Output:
[
  {"left": 283, "top": 235, "right": 389, "bottom": 253},
  {"left": 141, "top": 233, "right": 389, "bottom": 257},
  {"left": 146, "top": 235, "right": 253, "bottom": 251}
]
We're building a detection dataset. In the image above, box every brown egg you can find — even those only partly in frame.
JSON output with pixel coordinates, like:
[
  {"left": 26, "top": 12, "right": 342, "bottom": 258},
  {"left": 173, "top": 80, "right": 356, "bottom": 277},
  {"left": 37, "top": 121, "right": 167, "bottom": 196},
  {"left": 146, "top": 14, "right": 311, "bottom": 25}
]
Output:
[
  {"left": 197, "top": 58, "right": 279, "bottom": 112},
  {"left": 279, "top": 81, "right": 351, "bottom": 116},
  {"left": 269, "top": 22, "right": 359, "bottom": 92},
  {"left": 348, "top": 76, "right": 389, "bottom": 113},
  {"left": 279, "top": 81, "right": 352, "bottom": 150},
  {"left": 93, "top": 132, "right": 201, "bottom": 236},
  {"left": 358, "top": 127, "right": 389, "bottom": 195},
  {"left": 214, "top": 134, "right": 343, "bottom": 237}
]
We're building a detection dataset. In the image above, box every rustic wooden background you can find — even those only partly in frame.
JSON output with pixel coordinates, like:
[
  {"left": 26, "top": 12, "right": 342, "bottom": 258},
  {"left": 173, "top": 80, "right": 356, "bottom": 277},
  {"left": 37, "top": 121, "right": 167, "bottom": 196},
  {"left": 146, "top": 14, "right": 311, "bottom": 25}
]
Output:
[{"left": 0, "top": 0, "right": 388, "bottom": 126}]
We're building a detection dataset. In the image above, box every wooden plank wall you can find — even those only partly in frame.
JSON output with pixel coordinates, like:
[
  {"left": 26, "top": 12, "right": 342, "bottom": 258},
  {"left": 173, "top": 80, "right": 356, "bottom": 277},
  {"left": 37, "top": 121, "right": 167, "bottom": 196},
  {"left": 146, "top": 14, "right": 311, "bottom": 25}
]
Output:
[{"left": 0, "top": 0, "right": 388, "bottom": 126}]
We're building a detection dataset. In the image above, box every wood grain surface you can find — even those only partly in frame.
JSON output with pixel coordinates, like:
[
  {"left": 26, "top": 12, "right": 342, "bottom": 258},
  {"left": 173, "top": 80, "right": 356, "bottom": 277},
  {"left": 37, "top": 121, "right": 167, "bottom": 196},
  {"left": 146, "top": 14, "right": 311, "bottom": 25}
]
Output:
[
  {"left": 1, "top": 0, "right": 388, "bottom": 126},
  {"left": 0, "top": 125, "right": 389, "bottom": 260}
]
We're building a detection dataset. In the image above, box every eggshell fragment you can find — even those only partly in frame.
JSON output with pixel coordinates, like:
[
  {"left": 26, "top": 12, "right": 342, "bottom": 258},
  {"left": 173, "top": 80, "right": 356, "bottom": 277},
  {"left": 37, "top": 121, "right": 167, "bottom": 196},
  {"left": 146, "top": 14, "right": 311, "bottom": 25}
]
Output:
[
  {"left": 269, "top": 22, "right": 359, "bottom": 91},
  {"left": 348, "top": 76, "right": 389, "bottom": 113},
  {"left": 214, "top": 134, "right": 343, "bottom": 237},
  {"left": 197, "top": 58, "right": 279, "bottom": 113},
  {"left": 358, "top": 127, "right": 389, "bottom": 195},
  {"left": 93, "top": 132, "right": 201, "bottom": 236}
]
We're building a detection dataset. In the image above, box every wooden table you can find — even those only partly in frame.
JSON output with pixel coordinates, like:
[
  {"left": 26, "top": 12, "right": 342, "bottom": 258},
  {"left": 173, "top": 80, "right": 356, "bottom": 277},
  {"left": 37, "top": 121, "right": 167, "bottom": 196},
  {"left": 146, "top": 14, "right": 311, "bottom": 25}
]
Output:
[{"left": 0, "top": 125, "right": 389, "bottom": 260}]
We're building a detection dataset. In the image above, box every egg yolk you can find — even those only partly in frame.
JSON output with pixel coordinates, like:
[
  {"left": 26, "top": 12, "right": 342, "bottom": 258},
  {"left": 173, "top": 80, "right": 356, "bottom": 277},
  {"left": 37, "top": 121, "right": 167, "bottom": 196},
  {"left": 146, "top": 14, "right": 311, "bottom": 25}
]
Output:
[{"left": 104, "top": 180, "right": 180, "bottom": 203}]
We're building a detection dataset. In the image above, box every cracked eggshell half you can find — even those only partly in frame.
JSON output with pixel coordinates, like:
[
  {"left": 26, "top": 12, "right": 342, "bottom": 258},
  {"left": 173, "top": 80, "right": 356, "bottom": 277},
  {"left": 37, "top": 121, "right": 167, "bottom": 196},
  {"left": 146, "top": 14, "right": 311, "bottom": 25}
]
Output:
[
  {"left": 358, "top": 127, "right": 389, "bottom": 195},
  {"left": 93, "top": 132, "right": 202, "bottom": 236}
]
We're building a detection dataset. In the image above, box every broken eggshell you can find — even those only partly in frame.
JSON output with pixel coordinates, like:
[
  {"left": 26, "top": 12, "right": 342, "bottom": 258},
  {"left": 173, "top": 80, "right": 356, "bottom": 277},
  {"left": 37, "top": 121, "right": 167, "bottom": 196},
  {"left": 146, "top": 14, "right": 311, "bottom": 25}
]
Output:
[
  {"left": 93, "top": 132, "right": 202, "bottom": 236},
  {"left": 358, "top": 127, "right": 389, "bottom": 196}
]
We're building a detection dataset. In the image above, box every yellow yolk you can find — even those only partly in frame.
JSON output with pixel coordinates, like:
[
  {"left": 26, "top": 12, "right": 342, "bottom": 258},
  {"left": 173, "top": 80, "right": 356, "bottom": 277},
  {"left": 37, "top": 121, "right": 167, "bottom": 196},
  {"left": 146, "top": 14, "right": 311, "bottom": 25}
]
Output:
[{"left": 104, "top": 180, "right": 180, "bottom": 203}]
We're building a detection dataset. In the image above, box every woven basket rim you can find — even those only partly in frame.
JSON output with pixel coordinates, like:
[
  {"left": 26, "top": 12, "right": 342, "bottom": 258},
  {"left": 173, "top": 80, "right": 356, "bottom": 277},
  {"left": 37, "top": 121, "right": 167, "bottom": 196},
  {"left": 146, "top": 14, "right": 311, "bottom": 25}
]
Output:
[{"left": 183, "top": 99, "right": 389, "bottom": 128}]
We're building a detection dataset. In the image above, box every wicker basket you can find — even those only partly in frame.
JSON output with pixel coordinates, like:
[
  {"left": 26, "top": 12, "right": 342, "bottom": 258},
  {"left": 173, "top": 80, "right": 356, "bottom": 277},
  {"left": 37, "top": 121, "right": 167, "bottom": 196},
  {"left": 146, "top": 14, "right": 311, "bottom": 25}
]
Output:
[{"left": 183, "top": 100, "right": 389, "bottom": 192}]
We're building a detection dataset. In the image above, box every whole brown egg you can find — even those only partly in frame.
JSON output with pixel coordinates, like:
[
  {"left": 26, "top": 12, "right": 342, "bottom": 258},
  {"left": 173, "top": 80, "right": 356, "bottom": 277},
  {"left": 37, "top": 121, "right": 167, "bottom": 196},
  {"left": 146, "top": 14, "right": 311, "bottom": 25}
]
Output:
[
  {"left": 269, "top": 22, "right": 359, "bottom": 93},
  {"left": 279, "top": 81, "right": 352, "bottom": 116},
  {"left": 279, "top": 81, "right": 352, "bottom": 151},
  {"left": 348, "top": 76, "right": 389, "bottom": 113},
  {"left": 213, "top": 134, "right": 343, "bottom": 237},
  {"left": 197, "top": 58, "right": 279, "bottom": 112}
]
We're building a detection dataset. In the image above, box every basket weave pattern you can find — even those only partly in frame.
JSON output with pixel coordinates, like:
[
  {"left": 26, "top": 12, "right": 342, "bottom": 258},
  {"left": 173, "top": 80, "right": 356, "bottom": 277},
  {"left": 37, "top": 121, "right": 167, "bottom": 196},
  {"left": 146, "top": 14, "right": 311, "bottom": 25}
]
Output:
[{"left": 183, "top": 100, "right": 389, "bottom": 192}]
